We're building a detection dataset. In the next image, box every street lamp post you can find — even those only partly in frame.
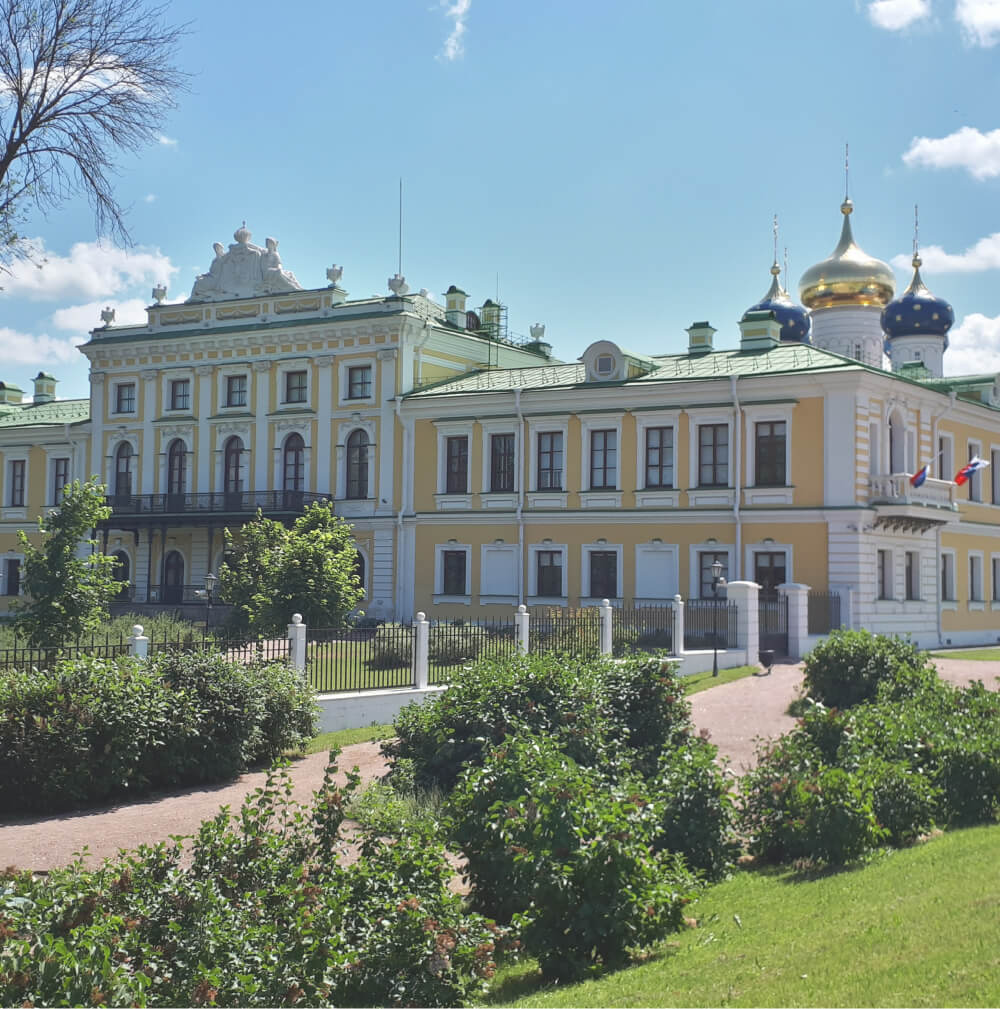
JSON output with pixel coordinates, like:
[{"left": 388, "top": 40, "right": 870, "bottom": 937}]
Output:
[
  {"left": 711, "top": 559, "right": 727, "bottom": 677},
  {"left": 202, "top": 571, "right": 217, "bottom": 635}
]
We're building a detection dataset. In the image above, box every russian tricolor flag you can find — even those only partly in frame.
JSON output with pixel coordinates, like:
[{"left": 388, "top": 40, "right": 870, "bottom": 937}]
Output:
[
  {"left": 910, "top": 464, "right": 930, "bottom": 488},
  {"left": 954, "top": 456, "right": 990, "bottom": 486}
]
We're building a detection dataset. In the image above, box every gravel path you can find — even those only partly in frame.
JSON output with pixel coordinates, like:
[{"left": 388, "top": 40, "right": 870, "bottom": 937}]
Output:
[{"left": 2, "top": 656, "right": 997, "bottom": 872}]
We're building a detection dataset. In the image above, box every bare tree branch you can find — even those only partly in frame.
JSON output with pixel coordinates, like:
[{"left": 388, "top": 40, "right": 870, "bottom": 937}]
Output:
[{"left": 0, "top": 0, "right": 189, "bottom": 268}]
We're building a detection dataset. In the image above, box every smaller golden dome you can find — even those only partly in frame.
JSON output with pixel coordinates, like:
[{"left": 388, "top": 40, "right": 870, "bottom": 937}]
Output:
[{"left": 799, "top": 200, "right": 896, "bottom": 310}]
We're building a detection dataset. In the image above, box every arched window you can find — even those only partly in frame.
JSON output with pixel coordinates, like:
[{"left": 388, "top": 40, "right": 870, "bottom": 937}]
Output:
[
  {"left": 163, "top": 550, "right": 184, "bottom": 605},
  {"left": 355, "top": 550, "right": 366, "bottom": 593},
  {"left": 167, "top": 439, "right": 187, "bottom": 497},
  {"left": 224, "top": 436, "right": 246, "bottom": 496},
  {"left": 346, "top": 429, "right": 369, "bottom": 500},
  {"left": 111, "top": 550, "right": 130, "bottom": 601},
  {"left": 115, "top": 442, "right": 134, "bottom": 498},
  {"left": 283, "top": 433, "right": 305, "bottom": 492},
  {"left": 888, "top": 410, "right": 905, "bottom": 474}
]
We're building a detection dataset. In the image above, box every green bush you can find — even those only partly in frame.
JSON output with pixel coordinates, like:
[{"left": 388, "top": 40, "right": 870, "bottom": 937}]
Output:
[
  {"left": 0, "top": 652, "right": 316, "bottom": 815},
  {"left": 802, "top": 629, "right": 937, "bottom": 709},
  {"left": 369, "top": 622, "right": 414, "bottom": 669},
  {"left": 0, "top": 758, "right": 510, "bottom": 1007},
  {"left": 447, "top": 733, "right": 696, "bottom": 980}
]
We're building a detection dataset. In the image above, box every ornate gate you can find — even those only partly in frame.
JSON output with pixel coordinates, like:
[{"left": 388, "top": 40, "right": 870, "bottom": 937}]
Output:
[{"left": 758, "top": 593, "right": 788, "bottom": 655}]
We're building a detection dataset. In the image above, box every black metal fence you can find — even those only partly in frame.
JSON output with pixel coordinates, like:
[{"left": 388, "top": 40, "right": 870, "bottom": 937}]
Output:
[
  {"left": 683, "top": 599, "right": 739, "bottom": 650},
  {"left": 528, "top": 608, "right": 602, "bottom": 656},
  {"left": 613, "top": 605, "right": 674, "bottom": 656},
  {"left": 758, "top": 594, "right": 789, "bottom": 654},
  {"left": 807, "top": 591, "right": 843, "bottom": 635},
  {"left": 427, "top": 619, "right": 519, "bottom": 684},
  {"left": 307, "top": 625, "right": 415, "bottom": 693},
  {"left": 0, "top": 632, "right": 130, "bottom": 672}
]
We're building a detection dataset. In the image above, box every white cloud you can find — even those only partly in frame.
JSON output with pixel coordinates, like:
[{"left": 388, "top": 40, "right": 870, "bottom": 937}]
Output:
[
  {"left": 891, "top": 232, "right": 1000, "bottom": 272},
  {"left": 867, "top": 0, "right": 931, "bottom": 30},
  {"left": 439, "top": 0, "right": 470, "bottom": 61},
  {"left": 956, "top": 0, "right": 1000, "bottom": 45},
  {"left": 0, "top": 327, "right": 82, "bottom": 366},
  {"left": 1, "top": 239, "right": 175, "bottom": 301},
  {"left": 902, "top": 126, "right": 1000, "bottom": 179},
  {"left": 157, "top": 134, "right": 178, "bottom": 147},
  {"left": 143, "top": 193, "right": 156, "bottom": 203},
  {"left": 945, "top": 312, "right": 1000, "bottom": 373},
  {"left": 51, "top": 298, "right": 150, "bottom": 333}
]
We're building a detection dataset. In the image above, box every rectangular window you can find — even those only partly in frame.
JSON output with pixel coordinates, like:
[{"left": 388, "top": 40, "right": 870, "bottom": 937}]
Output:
[
  {"left": 442, "top": 550, "right": 467, "bottom": 596},
  {"left": 348, "top": 365, "right": 372, "bottom": 400},
  {"left": 755, "top": 421, "right": 787, "bottom": 486},
  {"left": 445, "top": 436, "right": 468, "bottom": 494},
  {"left": 938, "top": 435, "right": 952, "bottom": 482},
  {"left": 993, "top": 558, "right": 1000, "bottom": 603},
  {"left": 968, "top": 442, "right": 982, "bottom": 502},
  {"left": 699, "top": 551, "right": 728, "bottom": 599},
  {"left": 9, "top": 460, "right": 24, "bottom": 507},
  {"left": 905, "top": 551, "right": 919, "bottom": 601},
  {"left": 284, "top": 370, "right": 308, "bottom": 404},
  {"left": 226, "top": 375, "right": 247, "bottom": 408},
  {"left": 753, "top": 552, "right": 786, "bottom": 595},
  {"left": 537, "top": 432, "right": 563, "bottom": 490},
  {"left": 589, "top": 429, "right": 617, "bottom": 489},
  {"left": 699, "top": 423, "right": 729, "bottom": 487},
  {"left": 877, "top": 549, "right": 892, "bottom": 600},
  {"left": 970, "top": 555, "right": 983, "bottom": 602},
  {"left": 644, "top": 427, "right": 674, "bottom": 488},
  {"left": 170, "top": 379, "right": 190, "bottom": 411},
  {"left": 993, "top": 450, "right": 1000, "bottom": 505},
  {"left": 589, "top": 551, "right": 618, "bottom": 599},
  {"left": 3, "top": 558, "right": 20, "bottom": 596},
  {"left": 490, "top": 433, "right": 515, "bottom": 493},
  {"left": 115, "top": 383, "right": 136, "bottom": 414},
  {"left": 941, "top": 553, "right": 955, "bottom": 601},
  {"left": 52, "top": 457, "right": 70, "bottom": 503},
  {"left": 536, "top": 550, "right": 563, "bottom": 597}
]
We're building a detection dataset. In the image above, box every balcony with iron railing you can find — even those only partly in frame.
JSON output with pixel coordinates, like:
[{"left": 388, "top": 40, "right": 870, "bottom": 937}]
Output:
[{"left": 101, "top": 490, "right": 332, "bottom": 524}]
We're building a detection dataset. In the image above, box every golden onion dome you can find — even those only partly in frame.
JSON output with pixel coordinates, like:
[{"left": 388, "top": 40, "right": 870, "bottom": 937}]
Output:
[{"left": 799, "top": 199, "right": 896, "bottom": 310}]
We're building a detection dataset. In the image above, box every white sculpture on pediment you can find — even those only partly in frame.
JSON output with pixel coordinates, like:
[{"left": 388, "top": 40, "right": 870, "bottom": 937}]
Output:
[{"left": 187, "top": 225, "right": 303, "bottom": 302}]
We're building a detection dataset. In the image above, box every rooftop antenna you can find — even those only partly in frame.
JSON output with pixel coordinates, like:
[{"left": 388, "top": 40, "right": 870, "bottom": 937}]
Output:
[
  {"left": 772, "top": 213, "right": 779, "bottom": 265},
  {"left": 844, "top": 143, "right": 850, "bottom": 201},
  {"left": 398, "top": 178, "right": 403, "bottom": 276},
  {"left": 913, "top": 203, "right": 920, "bottom": 258},
  {"left": 783, "top": 246, "right": 789, "bottom": 291}
]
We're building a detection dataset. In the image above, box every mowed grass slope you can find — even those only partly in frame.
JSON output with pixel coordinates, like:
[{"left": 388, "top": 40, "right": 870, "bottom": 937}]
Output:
[{"left": 490, "top": 825, "right": 1000, "bottom": 1008}]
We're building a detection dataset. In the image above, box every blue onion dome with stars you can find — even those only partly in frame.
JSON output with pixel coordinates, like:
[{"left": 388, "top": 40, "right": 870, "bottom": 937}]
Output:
[
  {"left": 881, "top": 253, "right": 954, "bottom": 347},
  {"left": 743, "top": 262, "right": 811, "bottom": 343}
]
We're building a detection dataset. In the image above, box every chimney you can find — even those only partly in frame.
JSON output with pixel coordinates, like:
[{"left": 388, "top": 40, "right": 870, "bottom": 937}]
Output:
[
  {"left": 480, "top": 298, "right": 500, "bottom": 337},
  {"left": 686, "top": 321, "right": 716, "bottom": 355},
  {"left": 33, "top": 372, "right": 57, "bottom": 404},
  {"left": 0, "top": 381, "right": 24, "bottom": 405},
  {"left": 444, "top": 285, "right": 468, "bottom": 327},
  {"left": 738, "top": 310, "right": 781, "bottom": 351}
]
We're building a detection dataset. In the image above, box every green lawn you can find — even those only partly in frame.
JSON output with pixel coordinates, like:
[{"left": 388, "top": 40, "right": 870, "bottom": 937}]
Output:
[
  {"left": 487, "top": 825, "right": 1000, "bottom": 1008},
  {"left": 931, "top": 648, "right": 1000, "bottom": 661},
  {"left": 299, "top": 723, "right": 395, "bottom": 755},
  {"left": 682, "top": 665, "right": 758, "bottom": 695}
]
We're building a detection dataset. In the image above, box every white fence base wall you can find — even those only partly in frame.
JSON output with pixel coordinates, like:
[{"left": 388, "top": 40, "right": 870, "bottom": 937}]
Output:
[
  {"left": 673, "top": 649, "right": 749, "bottom": 676},
  {"left": 933, "top": 628, "right": 1000, "bottom": 649},
  {"left": 315, "top": 686, "right": 446, "bottom": 734}
]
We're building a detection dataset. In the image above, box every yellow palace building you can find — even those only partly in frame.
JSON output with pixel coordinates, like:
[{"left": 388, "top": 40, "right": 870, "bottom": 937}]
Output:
[{"left": 0, "top": 207, "right": 998, "bottom": 648}]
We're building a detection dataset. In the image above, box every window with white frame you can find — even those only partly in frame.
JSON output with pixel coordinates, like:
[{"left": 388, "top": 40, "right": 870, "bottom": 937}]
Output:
[
  {"left": 941, "top": 552, "right": 956, "bottom": 601},
  {"left": 537, "top": 431, "right": 563, "bottom": 490},
  {"left": 905, "top": 551, "right": 920, "bottom": 601},
  {"left": 170, "top": 378, "right": 191, "bottom": 412},
  {"left": 435, "top": 545, "right": 470, "bottom": 598},
  {"left": 284, "top": 369, "right": 308, "bottom": 404},
  {"left": 534, "top": 547, "right": 565, "bottom": 598},
  {"left": 938, "top": 434, "right": 953, "bottom": 482},
  {"left": 8, "top": 459, "right": 25, "bottom": 507},
  {"left": 753, "top": 551, "right": 786, "bottom": 595},
  {"left": 347, "top": 365, "right": 372, "bottom": 400},
  {"left": 445, "top": 436, "right": 468, "bottom": 494},
  {"left": 992, "top": 448, "right": 1000, "bottom": 505},
  {"left": 3, "top": 556, "right": 21, "bottom": 595},
  {"left": 992, "top": 556, "right": 1000, "bottom": 603},
  {"left": 699, "top": 551, "right": 728, "bottom": 598},
  {"left": 877, "top": 549, "right": 892, "bottom": 600},
  {"left": 754, "top": 421, "right": 787, "bottom": 486},
  {"left": 589, "top": 429, "right": 617, "bottom": 489},
  {"left": 52, "top": 456, "right": 70, "bottom": 503},
  {"left": 225, "top": 374, "right": 248, "bottom": 408},
  {"left": 968, "top": 441, "right": 983, "bottom": 502},
  {"left": 489, "top": 433, "right": 516, "bottom": 493},
  {"left": 587, "top": 550, "right": 618, "bottom": 599},
  {"left": 644, "top": 426, "right": 674, "bottom": 488},
  {"left": 114, "top": 382, "right": 136, "bottom": 414},
  {"left": 969, "top": 553, "right": 984, "bottom": 602},
  {"left": 698, "top": 423, "right": 729, "bottom": 487}
]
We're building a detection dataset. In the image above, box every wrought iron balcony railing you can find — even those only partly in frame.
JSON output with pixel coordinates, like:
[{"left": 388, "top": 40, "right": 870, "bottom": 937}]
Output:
[{"left": 103, "top": 490, "right": 332, "bottom": 517}]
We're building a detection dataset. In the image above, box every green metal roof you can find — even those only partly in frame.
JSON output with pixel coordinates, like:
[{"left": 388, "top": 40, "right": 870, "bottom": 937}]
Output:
[{"left": 0, "top": 398, "right": 90, "bottom": 427}]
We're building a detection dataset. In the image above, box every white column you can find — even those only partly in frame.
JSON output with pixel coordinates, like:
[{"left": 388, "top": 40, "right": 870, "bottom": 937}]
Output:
[
  {"left": 253, "top": 361, "right": 271, "bottom": 492},
  {"left": 287, "top": 613, "right": 306, "bottom": 672},
  {"left": 377, "top": 348, "right": 397, "bottom": 515},
  {"left": 599, "top": 598, "right": 613, "bottom": 655},
  {"left": 778, "top": 582, "right": 810, "bottom": 660},
  {"left": 196, "top": 365, "right": 213, "bottom": 492},
  {"left": 413, "top": 611, "right": 429, "bottom": 689},
  {"left": 314, "top": 355, "right": 333, "bottom": 493},
  {"left": 89, "top": 372, "right": 106, "bottom": 480},
  {"left": 724, "top": 580, "right": 759, "bottom": 660},
  {"left": 515, "top": 603, "right": 530, "bottom": 654},
  {"left": 141, "top": 371, "right": 157, "bottom": 494},
  {"left": 672, "top": 593, "right": 685, "bottom": 656}
]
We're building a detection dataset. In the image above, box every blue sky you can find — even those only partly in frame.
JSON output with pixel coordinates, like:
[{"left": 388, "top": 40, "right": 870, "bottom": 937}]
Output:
[{"left": 5, "top": 0, "right": 1000, "bottom": 399}]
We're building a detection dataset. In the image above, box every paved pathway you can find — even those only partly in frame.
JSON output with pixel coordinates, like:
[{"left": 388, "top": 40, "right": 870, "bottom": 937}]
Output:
[{"left": 2, "top": 656, "right": 996, "bottom": 872}]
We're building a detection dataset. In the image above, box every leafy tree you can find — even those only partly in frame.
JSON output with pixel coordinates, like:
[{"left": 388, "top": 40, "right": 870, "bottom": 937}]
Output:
[
  {"left": 0, "top": 0, "right": 189, "bottom": 267},
  {"left": 220, "top": 501, "right": 364, "bottom": 636},
  {"left": 13, "top": 477, "right": 119, "bottom": 646}
]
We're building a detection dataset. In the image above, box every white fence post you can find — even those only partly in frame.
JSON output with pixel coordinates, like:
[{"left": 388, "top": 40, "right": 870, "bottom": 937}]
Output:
[
  {"left": 672, "top": 594, "right": 685, "bottom": 656},
  {"left": 287, "top": 613, "right": 307, "bottom": 672},
  {"left": 724, "top": 581, "right": 759, "bottom": 663},
  {"left": 413, "top": 611, "right": 430, "bottom": 689},
  {"left": 599, "top": 598, "right": 613, "bottom": 656},
  {"left": 778, "top": 582, "right": 810, "bottom": 660},
  {"left": 514, "top": 604, "right": 530, "bottom": 654},
  {"left": 128, "top": 623, "right": 148, "bottom": 660}
]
